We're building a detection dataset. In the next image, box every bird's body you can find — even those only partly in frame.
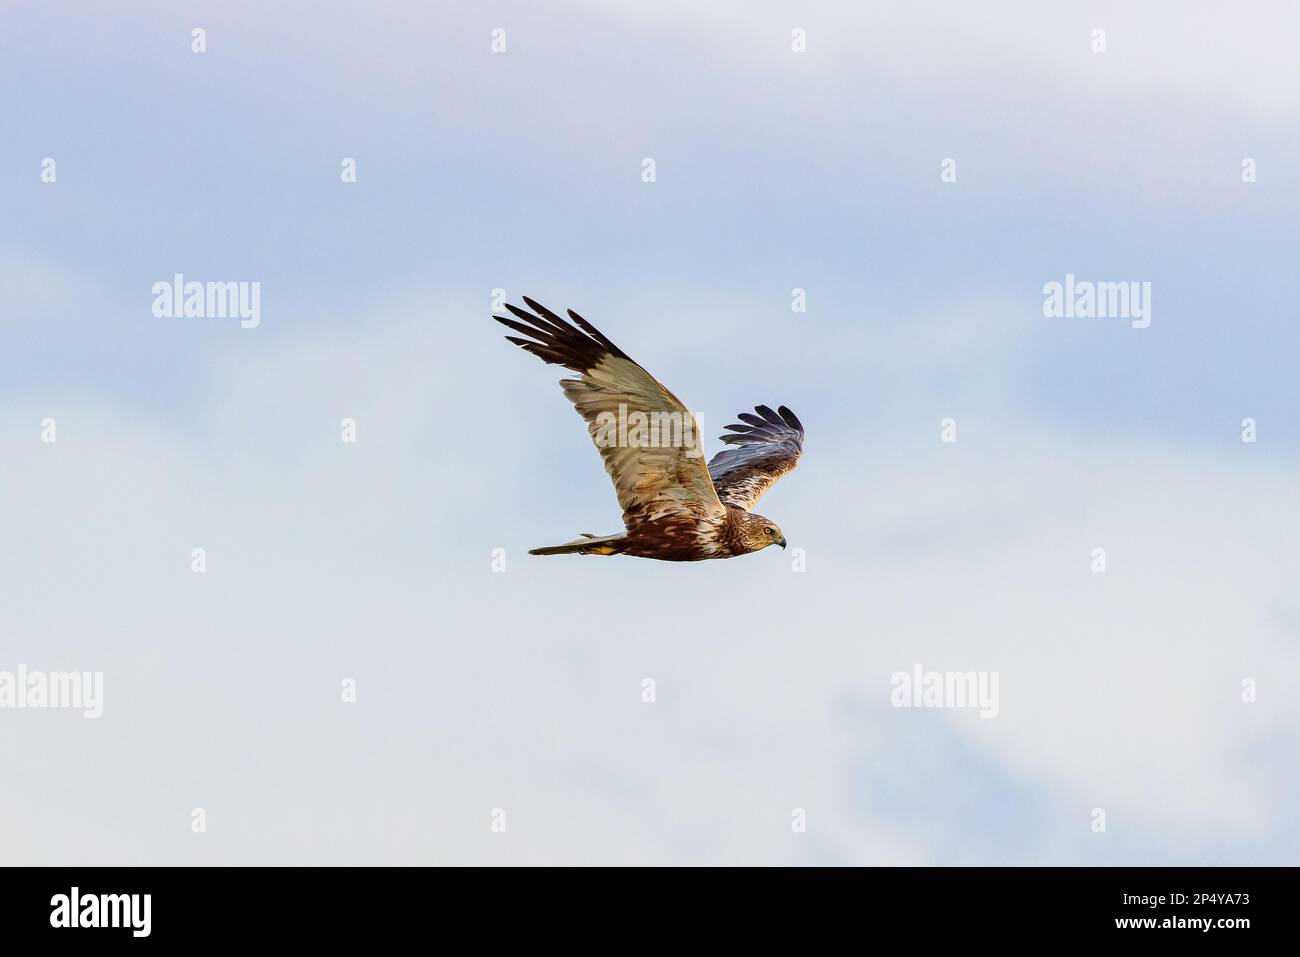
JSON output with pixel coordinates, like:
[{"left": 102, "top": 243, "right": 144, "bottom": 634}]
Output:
[
  {"left": 533, "top": 505, "right": 774, "bottom": 562},
  {"left": 494, "top": 298, "right": 805, "bottom": 562}
]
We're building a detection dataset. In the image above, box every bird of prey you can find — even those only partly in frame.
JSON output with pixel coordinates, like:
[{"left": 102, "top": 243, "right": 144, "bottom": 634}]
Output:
[{"left": 494, "top": 297, "right": 805, "bottom": 561}]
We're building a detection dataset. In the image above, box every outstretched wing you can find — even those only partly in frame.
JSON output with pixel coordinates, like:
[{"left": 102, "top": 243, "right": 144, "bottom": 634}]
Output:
[
  {"left": 494, "top": 298, "right": 725, "bottom": 530},
  {"left": 707, "top": 405, "right": 805, "bottom": 510}
]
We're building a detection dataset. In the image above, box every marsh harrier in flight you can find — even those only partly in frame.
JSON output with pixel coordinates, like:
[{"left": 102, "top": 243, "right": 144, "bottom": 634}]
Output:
[{"left": 494, "top": 298, "right": 804, "bottom": 561}]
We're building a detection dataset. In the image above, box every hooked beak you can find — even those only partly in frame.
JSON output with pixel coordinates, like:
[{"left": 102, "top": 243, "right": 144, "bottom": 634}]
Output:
[{"left": 777, "top": 537, "right": 787, "bottom": 549}]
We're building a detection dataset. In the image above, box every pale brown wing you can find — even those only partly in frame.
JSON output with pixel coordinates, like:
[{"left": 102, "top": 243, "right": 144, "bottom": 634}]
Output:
[
  {"left": 706, "top": 405, "right": 805, "bottom": 510},
  {"left": 494, "top": 298, "right": 725, "bottom": 530}
]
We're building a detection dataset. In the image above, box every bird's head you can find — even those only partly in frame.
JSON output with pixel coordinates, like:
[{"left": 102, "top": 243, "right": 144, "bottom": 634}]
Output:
[{"left": 739, "top": 511, "right": 787, "bottom": 553}]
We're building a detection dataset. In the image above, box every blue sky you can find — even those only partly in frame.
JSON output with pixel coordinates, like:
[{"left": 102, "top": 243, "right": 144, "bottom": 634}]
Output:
[{"left": 2, "top": 1, "right": 1297, "bottom": 864}]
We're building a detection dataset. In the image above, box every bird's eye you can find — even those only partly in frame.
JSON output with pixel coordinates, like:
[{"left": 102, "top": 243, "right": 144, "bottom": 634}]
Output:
[{"left": 765, "top": 528, "right": 774, "bottom": 536}]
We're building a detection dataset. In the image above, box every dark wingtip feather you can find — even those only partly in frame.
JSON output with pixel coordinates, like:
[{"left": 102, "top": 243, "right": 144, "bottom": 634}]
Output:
[
  {"left": 566, "top": 308, "right": 627, "bottom": 359},
  {"left": 519, "top": 297, "right": 579, "bottom": 334},
  {"left": 504, "top": 302, "right": 571, "bottom": 339},
  {"left": 778, "top": 405, "right": 804, "bottom": 433},
  {"left": 496, "top": 314, "right": 562, "bottom": 346}
]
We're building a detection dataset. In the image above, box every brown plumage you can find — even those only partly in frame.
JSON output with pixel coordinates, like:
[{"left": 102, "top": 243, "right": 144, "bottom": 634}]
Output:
[{"left": 494, "top": 298, "right": 805, "bottom": 561}]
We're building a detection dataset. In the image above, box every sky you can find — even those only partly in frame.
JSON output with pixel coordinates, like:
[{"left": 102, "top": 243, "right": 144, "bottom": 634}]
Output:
[{"left": 1, "top": 0, "right": 1298, "bottom": 865}]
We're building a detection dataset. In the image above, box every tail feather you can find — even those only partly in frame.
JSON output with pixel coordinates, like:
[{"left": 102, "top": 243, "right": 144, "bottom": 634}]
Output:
[{"left": 529, "top": 534, "right": 627, "bottom": 557}]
